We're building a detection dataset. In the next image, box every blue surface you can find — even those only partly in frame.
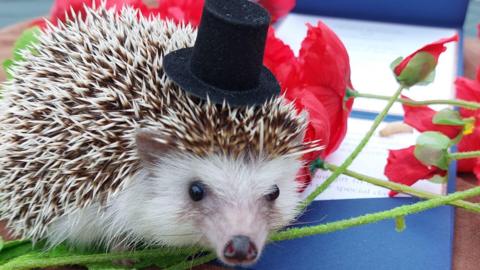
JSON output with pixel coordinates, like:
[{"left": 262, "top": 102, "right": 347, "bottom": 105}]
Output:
[
  {"left": 294, "top": 0, "right": 470, "bottom": 28},
  {"left": 254, "top": 198, "right": 453, "bottom": 270}
]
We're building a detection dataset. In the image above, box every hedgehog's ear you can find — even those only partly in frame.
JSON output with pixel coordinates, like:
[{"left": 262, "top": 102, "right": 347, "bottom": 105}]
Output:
[{"left": 136, "top": 129, "right": 171, "bottom": 167}]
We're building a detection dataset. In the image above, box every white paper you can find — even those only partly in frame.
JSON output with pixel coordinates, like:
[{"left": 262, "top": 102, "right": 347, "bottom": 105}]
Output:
[
  {"left": 275, "top": 14, "right": 458, "bottom": 116},
  {"left": 274, "top": 14, "right": 456, "bottom": 200},
  {"left": 301, "top": 118, "right": 446, "bottom": 201}
]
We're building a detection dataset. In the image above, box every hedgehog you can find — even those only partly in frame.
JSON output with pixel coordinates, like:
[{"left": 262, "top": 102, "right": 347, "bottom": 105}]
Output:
[{"left": 0, "top": 0, "right": 320, "bottom": 266}]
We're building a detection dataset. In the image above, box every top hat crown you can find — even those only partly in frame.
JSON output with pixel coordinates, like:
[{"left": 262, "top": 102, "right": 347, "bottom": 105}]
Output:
[{"left": 163, "top": 0, "right": 280, "bottom": 106}]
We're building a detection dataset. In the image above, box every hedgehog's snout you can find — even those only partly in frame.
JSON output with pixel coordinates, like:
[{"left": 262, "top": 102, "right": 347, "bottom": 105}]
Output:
[
  {"left": 196, "top": 195, "right": 270, "bottom": 266},
  {"left": 223, "top": 235, "right": 258, "bottom": 265}
]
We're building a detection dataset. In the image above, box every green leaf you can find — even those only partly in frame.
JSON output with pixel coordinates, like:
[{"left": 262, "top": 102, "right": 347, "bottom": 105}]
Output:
[
  {"left": 432, "top": 108, "right": 465, "bottom": 126},
  {"left": 12, "top": 26, "right": 41, "bottom": 61},
  {"left": 2, "top": 239, "right": 31, "bottom": 250},
  {"left": 0, "top": 241, "right": 36, "bottom": 265},
  {"left": 87, "top": 262, "right": 133, "bottom": 270},
  {"left": 133, "top": 254, "right": 188, "bottom": 268},
  {"left": 394, "top": 52, "right": 437, "bottom": 87},
  {"left": 0, "top": 237, "right": 4, "bottom": 252},
  {"left": 2, "top": 26, "right": 41, "bottom": 81},
  {"left": 2, "top": 59, "right": 14, "bottom": 80},
  {"left": 45, "top": 244, "right": 73, "bottom": 257},
  {"left": 390, "top": 57, "right": 403, "bottom": 71},
  {"left": 86, "top": 254, "right": 189, "bottom": 269},
  {"left": 414, "top": 131, "right": 451, "bottom": 170}
]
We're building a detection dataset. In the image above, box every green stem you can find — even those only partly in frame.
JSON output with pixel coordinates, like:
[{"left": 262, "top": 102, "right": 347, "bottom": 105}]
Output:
[
  {"left": 353, "top": 91, "right": 480, "bottom": 110},
  {"left": 301, "top": 86, "right": 405, "bottom": 208},
  {"left": 164, "top": 253, "right": 216, "bottom": 270},
  {"left": 271, "top": 186, "right": 480, "bottom": 242},
  {"left": 395, "top": 216, "right": 406, "bottom": 232},
  {"left": 324, "top": 163, "right": 480, "bottom": 213},
  {"left": 449, "top": 132, "right": 464, "bottom": 147},
  {"left": 0, "top": 247, "right": 205, "bottom": 270},
  {"left": 449, "top": 150, "right": 480, "bottom": 160}
]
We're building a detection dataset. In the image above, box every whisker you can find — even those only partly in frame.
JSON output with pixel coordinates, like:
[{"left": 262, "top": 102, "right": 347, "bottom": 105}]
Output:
[{"left": 288, "top": 216, "right": 328, "bottom": 226}]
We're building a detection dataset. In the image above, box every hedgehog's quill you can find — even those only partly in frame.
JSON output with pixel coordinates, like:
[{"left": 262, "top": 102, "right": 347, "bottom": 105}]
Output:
[{"left": 0, "top": 0, "right": 321, "bottom": 266}]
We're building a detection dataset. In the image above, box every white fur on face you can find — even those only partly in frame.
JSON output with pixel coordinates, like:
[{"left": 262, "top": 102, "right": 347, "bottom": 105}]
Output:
[
  {"left": 47, "top": 152, "right": 303, "bottom": 264},
  {"left": 142, "top": 152, "right": 303, "bottom": 264},
  {"left": 179, "top": 154, "right": 302, "bottom": 264}
]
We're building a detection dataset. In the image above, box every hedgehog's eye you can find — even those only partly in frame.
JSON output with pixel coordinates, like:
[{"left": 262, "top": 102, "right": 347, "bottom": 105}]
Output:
[
  {"left": 265, "top": 185, "right": 280, "bottom": 201},
  {"left": 189, "top": 181, "right": 205, "bottom": 201}
]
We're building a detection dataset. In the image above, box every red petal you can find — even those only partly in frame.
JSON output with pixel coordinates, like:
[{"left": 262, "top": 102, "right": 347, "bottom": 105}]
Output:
[
  {"left": 394, "top": 35, "right": 458, "bottom": 75},
  {"left": 49, "top": 0, "right": 149, "bottom": 24},
  {"left": 474, "top": 159, "right": 480, "bottom": 185},
  {"left": 296, "top": 21, "right": 353, "bottom": 156},
  {"left": 457, "top": 120, "right": 480, "bottom": 172},
  {"left": 50, "top": 0, "right": 93, "bottom": 24},
  {"left": 384, "top": 146, "right": 446, "bottom": 196},
  {"left": 454, "top": 71, "right": 480, "bottom": 173},
  {"left": 122, "top": 0, "right": 150, "bottom": 14},
  {"left": 456, "top": 76, "right": 480, "bottom": 118},
  {"left": 296, "top": 166, "right": 312, "bottom": 192},
  {"left": 299, "top": 22, "right": 352, "bottom": 95},
  {"left": 291, "top": 90, "right": 330, "bottom": 162},
  {"left": 156, "top": 0, "right": 205, "bottom": 26},
  {"left": 402, "top": 95, "right": 461, "bottom": 139},
  {"left": 257, "top": 0, "right": 295, "bottom": 22},
  {"left": 301, "top": 85, "right": 351, "bottom": 156},
  {"left": 263, "top": 27, "right": 299, "bottom": 91},
  {"left": 28, "top": 18, "right": 48, "bottom": 30}
]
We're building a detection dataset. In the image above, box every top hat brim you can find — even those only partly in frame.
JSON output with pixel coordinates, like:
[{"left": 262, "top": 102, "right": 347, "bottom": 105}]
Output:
[{"left": 163, "top": 48, "right": 280, "bottom": 106}]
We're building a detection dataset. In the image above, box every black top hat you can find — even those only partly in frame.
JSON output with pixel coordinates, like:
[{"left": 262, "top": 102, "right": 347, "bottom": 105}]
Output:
[{"left": 163, "top": 0, "right": 280, "bottom": 106}]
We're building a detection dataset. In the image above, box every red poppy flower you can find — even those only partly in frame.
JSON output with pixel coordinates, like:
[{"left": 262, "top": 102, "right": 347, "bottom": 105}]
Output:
[
  {"left": 298, "top": 23, "right": 353, "bottom": 155},
  {"left": 402, "top": 96, "right": 462, "bottom": 139},
  {"left": 263, "top": 22, "right": 353, "bottom": 186},
  {"left": 455, "top": 67, "right": 480, "bottom": 174},
  {"left": 384, "top": 146, "right": 447, "bottom": 196},
  {"left": 401, "top": 97, "right": 479, "bottom": 175},
  {"left": 401, "top": 68, "right": 480, "bottom": 178},
  {"left": 264, "top": 23, "right": 353, "bottom": 157},
  {"left": 299, "top": 23, "right": 352, "bottom": 96},
  {"left": 393, "top": 35, "right": 458, "bottom": 87}
]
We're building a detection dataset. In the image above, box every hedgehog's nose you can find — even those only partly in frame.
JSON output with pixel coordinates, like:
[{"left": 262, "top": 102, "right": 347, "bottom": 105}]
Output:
[{"left": 223, "top": 235, "right": 258, "bottom": 264}]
